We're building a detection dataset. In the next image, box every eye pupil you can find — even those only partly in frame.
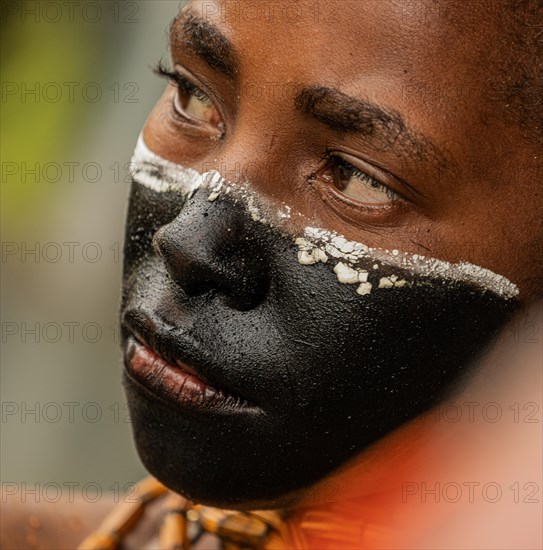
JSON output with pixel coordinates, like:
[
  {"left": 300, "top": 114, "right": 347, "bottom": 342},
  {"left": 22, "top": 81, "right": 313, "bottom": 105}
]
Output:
[
  {"left": 332, "top": 162, "right": 351, "bottom": 190},
  {"left": 177, "top": 88, "right": 190, "bottom": 108}
]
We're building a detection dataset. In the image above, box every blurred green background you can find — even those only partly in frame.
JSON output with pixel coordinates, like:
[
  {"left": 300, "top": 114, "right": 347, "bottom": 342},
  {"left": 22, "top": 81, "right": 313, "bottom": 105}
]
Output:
[{"left": 1, "top": 0, "right": 185, "bottom": 491}]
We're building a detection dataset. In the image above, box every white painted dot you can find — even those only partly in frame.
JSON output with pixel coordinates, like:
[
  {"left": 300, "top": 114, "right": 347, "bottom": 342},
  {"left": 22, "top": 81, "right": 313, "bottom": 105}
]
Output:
[
  {"left": 379, "top": 277, "right": 394, "bottom": 288},
  {"left": 314, "top": 249, "right": 328, "bottom": 263},
  {"left": 358, "top": 271, "right": 369, "bottom": 283},
  {"left": 333, "top": 262, "right": 360, "bottom": 284},
  {"left": 339, "top": 241, "right": 356, "bottom": 253},
  {"left": 357, "top": 282, "right": 372, "bottom": 295},
  {"left": 298, "top": 250, "right": 318, "bottom": 265}
]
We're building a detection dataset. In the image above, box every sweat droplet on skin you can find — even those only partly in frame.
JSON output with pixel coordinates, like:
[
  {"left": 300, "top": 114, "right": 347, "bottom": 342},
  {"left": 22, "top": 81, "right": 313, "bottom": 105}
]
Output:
[{"left": 130, "top": 133, "right": 520, "bottom": 301}]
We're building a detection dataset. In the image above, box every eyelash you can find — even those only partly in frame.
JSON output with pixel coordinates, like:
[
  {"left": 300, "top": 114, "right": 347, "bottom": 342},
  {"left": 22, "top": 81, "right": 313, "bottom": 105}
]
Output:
[{"left": 153, "top": 61, "right": 211, "bottom": 105}]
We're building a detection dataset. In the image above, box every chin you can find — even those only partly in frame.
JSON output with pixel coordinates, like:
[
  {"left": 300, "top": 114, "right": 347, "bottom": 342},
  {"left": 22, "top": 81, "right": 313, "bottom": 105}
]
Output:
[{"left": 123, "top": 370, "right": 320, "bottom": 509}]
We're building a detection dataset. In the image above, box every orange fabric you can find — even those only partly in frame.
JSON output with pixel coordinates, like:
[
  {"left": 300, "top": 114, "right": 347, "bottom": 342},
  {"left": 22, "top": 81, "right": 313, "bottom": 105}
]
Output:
[{"left": 264, "top": 415, "right": 436, "bottom": 549}]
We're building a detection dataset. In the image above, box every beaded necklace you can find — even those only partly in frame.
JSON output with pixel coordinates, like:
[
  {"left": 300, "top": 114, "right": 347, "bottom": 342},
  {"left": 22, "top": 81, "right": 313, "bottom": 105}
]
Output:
[{"left": 77, "top": 476, "right": 285, "bottom": 549}]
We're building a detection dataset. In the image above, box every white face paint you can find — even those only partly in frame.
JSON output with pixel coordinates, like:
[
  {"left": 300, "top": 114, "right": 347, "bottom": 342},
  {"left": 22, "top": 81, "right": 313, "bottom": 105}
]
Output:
[
  {"left": 130, "top": 135, "right": 202, "bottom": 195},
  {"left": 130, "top": 134, "right": 519, "bottom": 300},
  {"left": 295, "top": 227, "right": 519, "bottom": 299}
]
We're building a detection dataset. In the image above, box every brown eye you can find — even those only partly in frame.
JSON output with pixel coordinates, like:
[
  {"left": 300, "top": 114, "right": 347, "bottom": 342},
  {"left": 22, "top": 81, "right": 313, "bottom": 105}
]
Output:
[
  {"left": 325, "top": 157, "right": 400, "bottom": 205},
  {"left": 153, "top": 62, "right": 224, "bottom": 138},
  {"left": 174, "top": 84, "right": 223, "bottom": 131}
]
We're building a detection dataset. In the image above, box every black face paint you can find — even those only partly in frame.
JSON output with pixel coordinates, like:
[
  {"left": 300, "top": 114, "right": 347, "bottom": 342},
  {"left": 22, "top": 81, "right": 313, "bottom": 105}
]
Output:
[{"left": 121, "top": 140, "right": 519, "bottom": 509}]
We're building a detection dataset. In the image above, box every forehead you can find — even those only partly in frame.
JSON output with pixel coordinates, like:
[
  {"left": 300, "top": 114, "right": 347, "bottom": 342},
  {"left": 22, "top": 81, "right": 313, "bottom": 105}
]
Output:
[
  {"left": 179, "top": 0, "right": 510, "bottom": 166},
  {"left": 185, "top": 0, "right": 502, "bottom": 79}
]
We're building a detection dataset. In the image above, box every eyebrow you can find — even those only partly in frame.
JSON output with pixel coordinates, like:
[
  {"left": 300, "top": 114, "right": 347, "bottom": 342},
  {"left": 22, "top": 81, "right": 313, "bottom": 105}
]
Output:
[
  {"left": 169, "top": 11, "right": 453, "bottom": 173},
  {"left": 295, "top": 86, "right": 453, "bottom": 171},
  {"left": 169, "top": 10, "right": 239, "bottom": 80}
]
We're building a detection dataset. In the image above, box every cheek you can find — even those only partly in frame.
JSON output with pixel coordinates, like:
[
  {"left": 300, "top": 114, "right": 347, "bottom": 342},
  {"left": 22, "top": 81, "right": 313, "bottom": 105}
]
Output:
[
  {"left": 121, "top": 136, "right": 520, "bottom": 507},
  {"left": 122, "top": 189, "right": 519, "bottom": 507},
  {"left": 125, "top": 134, "right": 520, "bottom": 410},
  {"left": 258, "top": 219, "right": 518, "bottom": 409},
  {"left": 127, "top": 174, "right": 518, "bottom": 401}
]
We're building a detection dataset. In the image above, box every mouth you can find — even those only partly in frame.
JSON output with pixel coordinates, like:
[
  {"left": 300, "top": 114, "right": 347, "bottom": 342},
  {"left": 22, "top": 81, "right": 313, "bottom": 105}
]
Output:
[{"left": 121, "top": 309, "right": 261, "bottom": 415}]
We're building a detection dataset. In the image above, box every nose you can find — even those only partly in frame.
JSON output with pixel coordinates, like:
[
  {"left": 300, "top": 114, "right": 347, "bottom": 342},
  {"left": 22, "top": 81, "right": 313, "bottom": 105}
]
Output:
[{"left": 152, "top": 186, "right": 271, "bottom": 311}]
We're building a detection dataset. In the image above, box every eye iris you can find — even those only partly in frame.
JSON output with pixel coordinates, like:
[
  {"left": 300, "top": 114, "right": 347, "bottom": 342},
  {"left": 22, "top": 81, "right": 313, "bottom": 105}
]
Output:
[
  {"left": 328, "top": 158, "right": 397, "bottom": 205},
  {"left": 184, "top": 93, "right": 213, "bottom": 122},
  {"left": 153, "top": 62, "right": 224, "bottom": 137},
  {"left": 333, "top": 162, "right": 352, "bottom": 191},
  {"left": 175, "top": 86, "right": 214, "bottom": 123}
]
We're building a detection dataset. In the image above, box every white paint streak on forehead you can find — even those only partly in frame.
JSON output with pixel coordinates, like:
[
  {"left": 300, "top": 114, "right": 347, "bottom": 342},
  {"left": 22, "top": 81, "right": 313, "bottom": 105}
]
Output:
[{"left": 129, "top": 134, "right": 519, "bottom": 300}]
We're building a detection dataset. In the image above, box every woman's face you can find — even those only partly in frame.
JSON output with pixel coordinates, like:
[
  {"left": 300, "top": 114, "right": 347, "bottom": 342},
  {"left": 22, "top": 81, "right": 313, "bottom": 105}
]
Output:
[{"left": 121, "top": 0, "right": 541, "bottom": 509}]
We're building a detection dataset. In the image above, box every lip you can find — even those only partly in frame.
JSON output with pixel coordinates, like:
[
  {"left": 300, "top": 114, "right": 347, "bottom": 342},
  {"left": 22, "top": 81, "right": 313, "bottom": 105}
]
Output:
[{"left": 121, "top": 309, "right": 261, "bottom": 414}]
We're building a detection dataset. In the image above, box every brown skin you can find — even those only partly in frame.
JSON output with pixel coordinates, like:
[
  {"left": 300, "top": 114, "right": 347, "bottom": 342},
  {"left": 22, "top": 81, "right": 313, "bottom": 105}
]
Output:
[
  {"left": 0, "top": 493, "right": 116, "bottom": 550},
  {"left": 4, "top": 1, "right": 541, "bottom": 547}
]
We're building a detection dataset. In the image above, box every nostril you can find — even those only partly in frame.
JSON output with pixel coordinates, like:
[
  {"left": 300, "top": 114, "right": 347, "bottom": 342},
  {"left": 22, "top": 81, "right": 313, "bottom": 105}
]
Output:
[{"left": 149, "top": 189, "right": 271, "bottom": 311}]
